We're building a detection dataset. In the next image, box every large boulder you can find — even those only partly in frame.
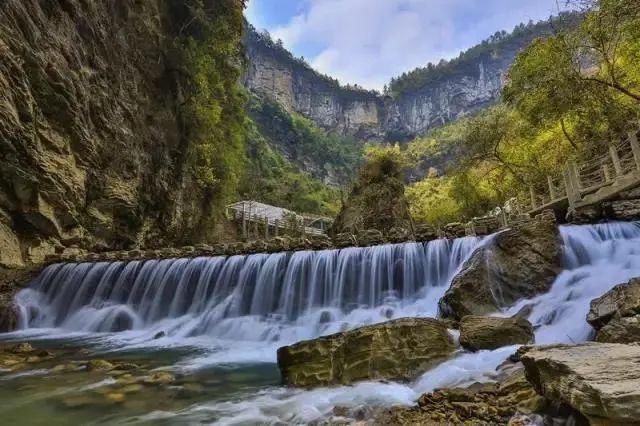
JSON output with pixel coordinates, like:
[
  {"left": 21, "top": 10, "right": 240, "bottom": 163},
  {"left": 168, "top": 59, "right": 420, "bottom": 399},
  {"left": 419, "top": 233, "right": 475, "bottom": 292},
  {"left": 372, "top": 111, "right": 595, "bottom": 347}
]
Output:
[
  {"left": 459, "top": 315, "right": 534, "bottom": 351},
  {"left": 439, "top": 213, "right": 562, "bottom": 320},
  {"left": 276, "top": 318, "right": 454, "bottom": 387},
  {"left": 520, "top": 343, "right": 640, "bottom": 425},
  {"left": 331, "top": 149, "right": 412, "bottom": 236},
  {"left": 0, "top": 265, "right": 42, "bottom": 332},
  {"left": 587, "top": 278, "right": 640, "bottom": 343}
]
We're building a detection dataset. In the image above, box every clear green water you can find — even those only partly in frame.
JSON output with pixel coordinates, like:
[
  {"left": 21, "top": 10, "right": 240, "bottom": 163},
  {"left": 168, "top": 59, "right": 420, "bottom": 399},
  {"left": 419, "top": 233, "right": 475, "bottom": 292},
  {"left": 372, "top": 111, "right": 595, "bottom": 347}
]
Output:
[{"left": 0, "top": 338, "right": 281, "bottom": 425}]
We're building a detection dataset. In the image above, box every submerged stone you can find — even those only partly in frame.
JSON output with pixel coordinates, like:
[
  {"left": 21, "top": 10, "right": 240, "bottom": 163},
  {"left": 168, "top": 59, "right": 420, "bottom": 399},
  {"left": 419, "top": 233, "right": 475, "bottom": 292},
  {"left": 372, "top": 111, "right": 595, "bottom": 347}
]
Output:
[
  {"left": 277, "top": 317, "right": 454, "bottom": 387},
  {"left": 87, "top": 359, "right": 115, "bottom": 371},
  {"left": 142, "top": 371, "right": 175, "bottom": 385}
]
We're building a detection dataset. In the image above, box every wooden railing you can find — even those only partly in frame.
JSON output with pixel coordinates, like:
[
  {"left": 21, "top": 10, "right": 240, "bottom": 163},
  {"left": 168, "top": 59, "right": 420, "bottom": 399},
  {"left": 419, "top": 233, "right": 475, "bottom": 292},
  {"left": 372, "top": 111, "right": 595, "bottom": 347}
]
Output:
[
  {"left": 521, "top": 129, "right": 640, "bottom": 213},
  {"left": 464, "top": 128, "right": 640, "bottom": 235}
]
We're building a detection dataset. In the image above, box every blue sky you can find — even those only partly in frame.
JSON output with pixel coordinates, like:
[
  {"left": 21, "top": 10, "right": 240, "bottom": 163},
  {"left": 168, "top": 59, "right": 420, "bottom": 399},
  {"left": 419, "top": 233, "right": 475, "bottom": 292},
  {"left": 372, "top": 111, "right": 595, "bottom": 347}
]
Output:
[{"left": 245, "top": 0, "right": 569, "bottom": 90}]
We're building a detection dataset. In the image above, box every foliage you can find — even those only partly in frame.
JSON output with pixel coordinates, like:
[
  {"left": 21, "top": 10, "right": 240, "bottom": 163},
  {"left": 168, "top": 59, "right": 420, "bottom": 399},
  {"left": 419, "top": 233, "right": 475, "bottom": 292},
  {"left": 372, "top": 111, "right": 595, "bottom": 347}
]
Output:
[
  {"left": 240, "top": 117, "right": 341, "bottom": 216},
  {"left": 504, "top": 0, "right": 640, "bottom": 150},
  {"left": 176, "top": 0, "right": 248, "bottom": 207},
  {"left": 388, "top": 12, "right": 582, "bottom": 97},
  {"left": 405, "top": 1, "right": 640, "bottom": 225},
  {"left": 247, "top": 94, "right": 363, "bottom": 186}
]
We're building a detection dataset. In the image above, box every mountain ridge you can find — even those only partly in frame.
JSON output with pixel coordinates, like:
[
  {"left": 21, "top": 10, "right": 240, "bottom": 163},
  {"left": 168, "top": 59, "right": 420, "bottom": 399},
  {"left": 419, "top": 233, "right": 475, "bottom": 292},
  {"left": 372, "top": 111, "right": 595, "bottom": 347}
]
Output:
[{"left": 243, "top": 12, "right": 581, "bottom": 142}]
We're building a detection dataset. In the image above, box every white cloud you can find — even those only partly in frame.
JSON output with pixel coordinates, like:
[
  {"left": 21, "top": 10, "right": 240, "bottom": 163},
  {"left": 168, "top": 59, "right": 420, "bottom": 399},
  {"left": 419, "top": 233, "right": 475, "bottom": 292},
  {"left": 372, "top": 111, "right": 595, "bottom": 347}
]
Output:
[{"left": 263, "top": 0, "right": 565, "bottom": 90}]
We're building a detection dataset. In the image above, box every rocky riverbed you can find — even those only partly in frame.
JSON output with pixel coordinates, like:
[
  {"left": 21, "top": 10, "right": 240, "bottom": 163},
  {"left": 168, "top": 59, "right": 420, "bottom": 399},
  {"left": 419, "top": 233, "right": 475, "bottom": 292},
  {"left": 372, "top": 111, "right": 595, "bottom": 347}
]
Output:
[{"left": 1, "top": 219, "right": 640, "bottom": 424}]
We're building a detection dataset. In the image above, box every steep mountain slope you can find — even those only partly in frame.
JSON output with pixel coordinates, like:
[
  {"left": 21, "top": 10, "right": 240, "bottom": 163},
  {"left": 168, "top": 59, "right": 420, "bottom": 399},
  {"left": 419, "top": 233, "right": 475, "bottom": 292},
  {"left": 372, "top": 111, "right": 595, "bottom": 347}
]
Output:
[
  {"left": 0, "top": 0, "right": 245, "bottom": 267},
  {"left": 244, "top": 14, "right": 580, "bottom": 142}
]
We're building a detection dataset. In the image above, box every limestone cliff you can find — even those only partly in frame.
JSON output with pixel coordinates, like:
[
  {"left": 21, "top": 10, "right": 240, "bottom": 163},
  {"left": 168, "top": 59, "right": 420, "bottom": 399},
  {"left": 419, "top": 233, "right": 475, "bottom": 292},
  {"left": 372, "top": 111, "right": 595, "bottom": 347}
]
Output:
[
  {"left": 0, "top": 0, "right": 243, "bottom": 267},
  {"left": 245, "top": 16, "right": 577, "bottom": 141},
  {"left": 244, "top": 28, "right": 383, "bottom": 141}
]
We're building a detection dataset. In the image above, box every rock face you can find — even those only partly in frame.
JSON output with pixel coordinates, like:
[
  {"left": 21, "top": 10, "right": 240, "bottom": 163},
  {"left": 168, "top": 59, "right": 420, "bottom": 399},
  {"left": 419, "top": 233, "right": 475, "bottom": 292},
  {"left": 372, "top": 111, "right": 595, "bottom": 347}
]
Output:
[
  {"left": 440, "top": 214, "right": 562, "bottom": 320},
  {"left": 245, "top": 29, "right": 382, "bottom": 141},
  {"left": 459, "top": 315, "right": 534, "bottom": 351},
  {"left": 331, "top": 151, "right": 413, "bottom": 235},
  {"left": 245, "top": 24, "right": 558, "bottom": 142},
  {"left": 587, "top": 278, "right": 640, "bottom": 343},
  {"left": 0, "top": 265, "right": 43, "bottom": 332},
  {"left": 375, "top": 365, "right": 545, "bottom": 425},
  {"left": 0, "top": 1, "right": 231, "bottom": 267},
  {"left": 276, "top": 318, "right": 454, "bottom": 387},
  {"left": 520, "top": 343, "right": 640, "bottom": 425}
]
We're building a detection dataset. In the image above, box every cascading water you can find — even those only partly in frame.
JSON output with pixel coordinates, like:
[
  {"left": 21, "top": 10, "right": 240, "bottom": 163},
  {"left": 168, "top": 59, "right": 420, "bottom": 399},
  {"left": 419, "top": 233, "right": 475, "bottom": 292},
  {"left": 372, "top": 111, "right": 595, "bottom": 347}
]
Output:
[
  {"left": 4, "top": 222, "right": 640, "bottom": 424},
  {"left": 14, "top": 237, "right": 480, "bottom": 358}
]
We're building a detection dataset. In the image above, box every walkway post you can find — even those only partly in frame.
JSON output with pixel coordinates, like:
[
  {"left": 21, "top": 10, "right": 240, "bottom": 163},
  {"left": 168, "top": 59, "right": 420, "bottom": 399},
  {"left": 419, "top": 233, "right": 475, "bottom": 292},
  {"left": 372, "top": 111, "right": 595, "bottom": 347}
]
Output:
[
  {"left": 563, "top": 165, "right": 579, "bottom": 208},
  {"left": 529, "top": 186, "right": 537, "bottom": 209},
  {"left": 568, "top": 160, "right": 582, "bottom": 191},
  {"left": 603, "top": 164, "right": 612, "bottom": 183},
  {"left": 547, "top": 176, "right": 557, "bottom": 200},
  {"left": 629, "top": 131, "right": 640, "bottom": 172},
  {"left": 609, "top": 144, "right": 623, "bottom": 177},
  {"left": 242, "top": 203, "right": 247, "bottom": 240}
]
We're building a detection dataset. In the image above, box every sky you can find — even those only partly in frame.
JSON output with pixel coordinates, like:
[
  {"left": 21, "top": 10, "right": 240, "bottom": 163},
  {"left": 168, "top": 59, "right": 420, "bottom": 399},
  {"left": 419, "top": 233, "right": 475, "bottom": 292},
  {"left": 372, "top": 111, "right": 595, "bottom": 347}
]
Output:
[{"left": 245, "top": 0, "right": 568, "bottom": 91}]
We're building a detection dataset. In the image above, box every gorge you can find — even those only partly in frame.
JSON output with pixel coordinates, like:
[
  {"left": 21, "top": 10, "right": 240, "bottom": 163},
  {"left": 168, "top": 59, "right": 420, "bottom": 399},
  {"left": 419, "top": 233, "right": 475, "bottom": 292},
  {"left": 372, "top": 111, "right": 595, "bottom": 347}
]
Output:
[
  {"left": 1, "top": 220, "right": 639, "bottom": 423},
  {"left": 2, "top": 1, "right": 640, "bottom": 425}
]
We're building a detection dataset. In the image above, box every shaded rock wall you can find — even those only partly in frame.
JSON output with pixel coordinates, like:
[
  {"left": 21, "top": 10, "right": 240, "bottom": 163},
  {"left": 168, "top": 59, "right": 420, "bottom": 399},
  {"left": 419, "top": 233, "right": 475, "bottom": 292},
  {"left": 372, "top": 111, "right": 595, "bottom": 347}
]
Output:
[{"left": 0, "top": 0, "right": 220, "bottom": 267}]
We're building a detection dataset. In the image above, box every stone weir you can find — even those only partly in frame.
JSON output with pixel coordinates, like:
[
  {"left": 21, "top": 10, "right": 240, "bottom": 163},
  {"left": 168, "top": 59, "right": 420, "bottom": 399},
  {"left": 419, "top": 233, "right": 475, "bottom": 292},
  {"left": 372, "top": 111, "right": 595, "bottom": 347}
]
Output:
[{"left": 0, "top": 211, "right": 559, "bottom": 334}]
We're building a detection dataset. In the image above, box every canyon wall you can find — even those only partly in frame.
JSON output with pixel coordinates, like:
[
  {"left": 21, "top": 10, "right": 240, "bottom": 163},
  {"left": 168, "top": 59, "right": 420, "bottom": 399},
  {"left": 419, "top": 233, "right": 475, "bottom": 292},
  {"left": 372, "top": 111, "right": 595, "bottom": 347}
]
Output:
[
  {"left": 244, "top": 29, "right": 384, "bottom": 141},
  {"left": 0, "top": 0, "right": 240, "bottom": 267},
  {"left": 244, "top": 23, "right": 559, "bottom": 141}
]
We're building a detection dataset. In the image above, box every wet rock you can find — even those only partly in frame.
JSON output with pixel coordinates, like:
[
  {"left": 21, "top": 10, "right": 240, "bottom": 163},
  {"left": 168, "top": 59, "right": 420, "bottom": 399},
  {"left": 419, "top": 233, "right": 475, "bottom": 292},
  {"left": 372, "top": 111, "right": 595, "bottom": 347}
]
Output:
[
  {"left": 439, "top": 215, "right": 561, "bottom": 320},
  {"left": 332, "top": 233, "right": 358, "bottom": 248},
  {"left": 8, "top": 342, "right": 33, "bottom": 354},
  {"left": 374, "top": 367, "right": 544, "bottom": 425},
  {"left": 105, "top": 392, "right": 126, "bottom": 404},
  {"left": 153, "top": 331, "right": 166, "bottom": 340},
  {"left": 567, "top": 204, "right": 604, "bottom": 224},
  {"left": 277, "top": 317, "right": 454, "bottom": 387},
  {"left": 587, "top": 277, "right": 640, "bottom": 343},
  {"left": 87, "top": 359, "right": 115, "bottom": 371},
  {"left": 459, "top": 315, "right": 534, "bottom": 351},
  {"left": 443, "top": 222, "right": 466, "bottom": 238},
  {"left": 520, "top": 343, "right": 640, "bottom": 425},
  {"left": 588, "top": 277, "right": 640, "bottom": 327},
  {"left": 309, "top": 235, "right": 332, "bottom": 250},
  {"left": 604, "top": 199, "right": 640, "bottom": 222},
  {"left": 597, "top": 316, "right": 640, "bottom": 343},
  {"left": 386, "top": 227, "right": 412, "bottom": 243},
  {"left": 357, "top": 229, "right": 385, "bottom": 246},
  {"left": 414, "top": 224, "right": 438, "bottom": 242},
  {"left": 142, "top": 371, "right": 175, "bottom": 385},
  {"left": 120, "top": 384, "right": 144, "bottom": 394}
]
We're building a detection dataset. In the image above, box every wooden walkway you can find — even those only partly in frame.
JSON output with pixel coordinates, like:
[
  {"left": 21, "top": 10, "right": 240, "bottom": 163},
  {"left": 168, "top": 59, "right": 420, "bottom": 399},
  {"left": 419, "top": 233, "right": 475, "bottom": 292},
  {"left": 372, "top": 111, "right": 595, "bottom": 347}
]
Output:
[
  {"left": 226, "top": 200, "right": 332, "bottom": 239},
  {"left": 466, "top": 128, "right": 640, "bottom": 234},
  {"left": 524, "top": 129, "right": 640, "bottom": 216}
]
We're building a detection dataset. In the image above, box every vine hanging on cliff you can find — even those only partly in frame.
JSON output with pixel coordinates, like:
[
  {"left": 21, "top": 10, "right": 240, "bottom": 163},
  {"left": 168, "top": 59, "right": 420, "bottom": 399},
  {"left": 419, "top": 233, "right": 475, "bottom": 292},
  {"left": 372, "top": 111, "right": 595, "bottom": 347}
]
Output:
[{"left": 174, "top": 0, "right": 248, "bottom": 204}]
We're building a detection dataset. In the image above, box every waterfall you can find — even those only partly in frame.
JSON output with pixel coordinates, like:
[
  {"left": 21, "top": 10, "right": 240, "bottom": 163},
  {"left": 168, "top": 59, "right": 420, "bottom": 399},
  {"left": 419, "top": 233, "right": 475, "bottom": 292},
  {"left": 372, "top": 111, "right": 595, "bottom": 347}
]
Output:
[
  {"left": 5, "top": 222, "right": 640, "bottom": 424},
  {"left": 503, "top": 221, "right": 640, "bottom": 344},
  {"left": 15, "top": 237, "right": 480, "bottom": 349}
]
